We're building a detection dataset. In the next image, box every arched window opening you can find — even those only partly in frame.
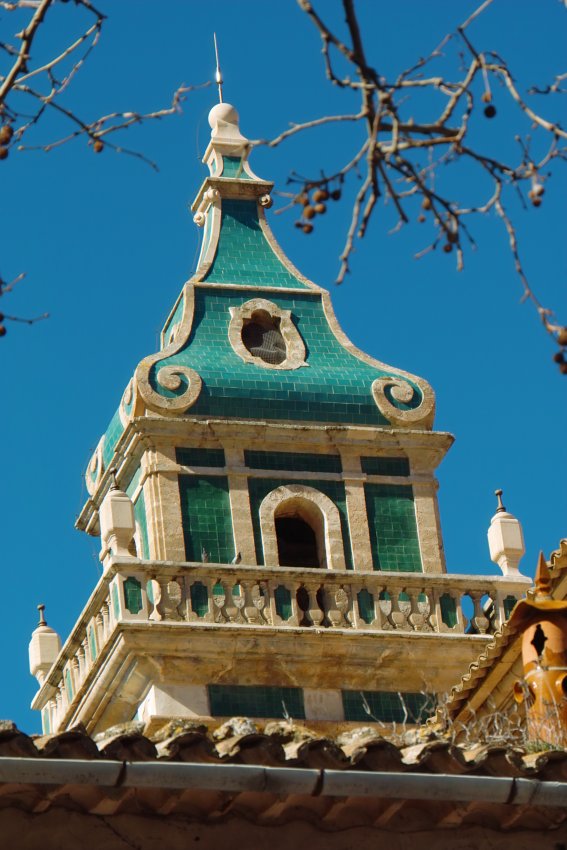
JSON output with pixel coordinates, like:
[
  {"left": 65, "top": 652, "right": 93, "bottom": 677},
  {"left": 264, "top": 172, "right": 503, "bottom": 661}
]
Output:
[
  {"left": 276, "top": 516, "right": 320, "bottom": 568},
  {"left": 242, "top": 310, "right": 286, "bottom": 365}
]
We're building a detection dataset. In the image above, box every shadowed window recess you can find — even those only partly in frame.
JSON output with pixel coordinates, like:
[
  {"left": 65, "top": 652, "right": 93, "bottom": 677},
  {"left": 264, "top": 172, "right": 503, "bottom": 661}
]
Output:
[
  {"left": 242, "top": 310, "right": 286, "bottom": 365},
  {"left": 276, "top": 516, "right": 321, "bottom": 568}
]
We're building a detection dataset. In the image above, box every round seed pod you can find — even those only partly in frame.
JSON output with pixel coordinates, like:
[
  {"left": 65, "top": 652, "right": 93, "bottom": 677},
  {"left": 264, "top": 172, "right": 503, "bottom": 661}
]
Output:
[
  {"left": 302, "top": 223, "right": 314, "bottom": 234},
  {"left": 421, "top": 196, "right": 432, "bottom": 210},
  {"left": 443, "top": 243, "right": 453, "bottom": 253},
  {"left": 303, "top": 205, "right": 316, "bottom": 220},
  {"left": 330, "top": 189, "right": 341, "bottom": 201},
  {"left": 0, "top": 146, "right": 8, "bottom": 160},
  {"left": 557, "top": 328, "right": 567, "bottom": 346},
  {"left": 314, "top": 203, "right": 327, "bottom": 214},
  {"left": 0, "top": 124, "right": 13, "bottom": 144},
  {"left": 93, "top": 139, "right": 104, "bottom": 153},
  {"left": 484, "top": 105, "right": 497, "bottom": 119},
  {"left": 313, "top": 188, "right": 329, "bottom": 202}
]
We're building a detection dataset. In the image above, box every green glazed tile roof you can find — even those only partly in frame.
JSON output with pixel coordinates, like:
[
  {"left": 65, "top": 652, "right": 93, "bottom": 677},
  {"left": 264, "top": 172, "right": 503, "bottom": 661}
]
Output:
[
  {"left": 203, "top": 199, "right": 308, "bottom": 288},
  {"left": 152, "top": 287, "right": 423, "bottom": 427}
]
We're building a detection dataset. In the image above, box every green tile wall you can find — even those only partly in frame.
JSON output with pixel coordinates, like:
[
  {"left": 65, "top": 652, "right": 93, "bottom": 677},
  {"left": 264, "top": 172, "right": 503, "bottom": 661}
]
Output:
[
  {"left": 342, "top": 690, "right": 435, "bottom": 723},
  {"left": 123, "top": 577, "right": 143, "bottom": 614},
  {"left": 364, "top": 484, "right": 422, "bottom": 572},
  {"left": 221, "top": 155, "right": 250, "bottom": 179},
  {"left": 190, "top": 581, "right": 209, "bottom": 617},
  {"left": 178, "top": 474, "right": 235, "bottom": 563},
  {"left": 361, "top": 456, "right": 410, "bottom": 477},
  {"left": 204, "top": 199, "right": 308, "bottom": 288},
  {"left": 247, "top": 477, "right": 353, "bottom": 570},
  {"left": 245, "top": 450, "right": 341, "bottom": 474},
  {"left": 208, "top": 685, "right": 305, "bottom": 719},
  {"left": 176, "top": 447, "right": 226, "bottom": 468}
]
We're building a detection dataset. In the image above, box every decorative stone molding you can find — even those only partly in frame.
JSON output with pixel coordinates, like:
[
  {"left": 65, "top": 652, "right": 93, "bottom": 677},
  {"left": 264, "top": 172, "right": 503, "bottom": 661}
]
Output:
[
  {"left": 371, "top": 377, "right": 436, "bottom": 429},
  {"left": 259, "top": 484, "right": 346, "bottom": 570},
  {"left": 134, "top": 285, "right": 203, "bottom": 416},
  {"left": 86, "top": 436, "right": 105, "bottom": 496},
  {"left": 228, "top": 298, "right": 307, "bottom": 370}
]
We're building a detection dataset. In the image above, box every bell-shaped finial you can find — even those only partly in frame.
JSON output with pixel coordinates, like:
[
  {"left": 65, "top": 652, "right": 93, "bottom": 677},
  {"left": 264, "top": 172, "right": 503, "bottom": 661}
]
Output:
[
  {"left": 487, "top": 487, "right": 525, "bottom": 575},
  {"left": 29, "top": 603, "right": 61, "bottom": 685},
  {"left": 99, "top": 474, "right": 136, "bottom": 566}
]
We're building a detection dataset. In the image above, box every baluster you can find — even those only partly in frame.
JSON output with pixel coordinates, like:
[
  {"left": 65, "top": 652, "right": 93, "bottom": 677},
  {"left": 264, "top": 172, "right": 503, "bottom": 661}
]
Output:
[
  {"left": 101, "top": 600, "right": 110, "bottom": 640},
  {"left": 368, "top": 584, "right": 389, "bottom": 631},
  {"left": 95, "top": 612, "right": 104, "bottom": 648},
  {"left": 71, "top": 657, "right": 80, "bottom": 693},
  {"left": 324, "top": 582, "right": 340, "bottom": 628},
  {"left": 407, "top": 588, "right": 430, "bottom": 632},
  {"left": 153, "top": 576, "right": 183, "bottom": 621},
  {"left": 326, "top": 583, "right": 351, "bottom": 628},
  {"left": 305, "top": 582, "right": 325, "bottom": 627},
  {"left": 223, "top": 582, "right": 244, "bottom": 623},
  {"left": 388, "top": 588, "right": 409, "bottom": 630},
  {"left": 76, "top": 641, "right": 86, "bottom": 681},
  {"left": 242, "top": 580, "right": 264, "bottom": 625},
  {"left": 492, "top": 591, "right": 506, "bottom": 634},
  {"left": 211, "top": 579, "right": 229, "bottom": 623},
  {"left": 470, "top": 592, "right": 489, "bottom": 634},
  {"left": 255, "top": 581, "right": 272, "bottom": 625},
  {"left": 430, "top": 588, "right": 442, "bottom": 632}
]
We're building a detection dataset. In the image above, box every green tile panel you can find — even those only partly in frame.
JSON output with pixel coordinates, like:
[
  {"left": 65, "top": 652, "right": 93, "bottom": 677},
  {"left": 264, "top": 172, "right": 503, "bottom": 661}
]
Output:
[
  {"left": 176, "top": 447, "right": 226, "bottom": 468},
  {"left": 361, "top": 456, "right": 410, "bottom": 477},
  {"left": 221, "top": 156, "right": 250, "bottom": 179},
  {"left": 342, "top": 690, "right": 435, "bottom": 723},
  {"left": 178, "top": 474, "right": 235, "bottom": 563},
  {"left": 247, "top": 477, "right": 353, "bottom": 570},
  {"left": 245, "top": 450, "right": 341, "bottom": 474},
  {"left": 204, "top": 199, "right": 308, "bottom": 288},
  {"left": 364, "top": 483, "right": 422, "bottom": 572},
  {"left": 208, "top": 685, "right": 305, "bottom": 719}
]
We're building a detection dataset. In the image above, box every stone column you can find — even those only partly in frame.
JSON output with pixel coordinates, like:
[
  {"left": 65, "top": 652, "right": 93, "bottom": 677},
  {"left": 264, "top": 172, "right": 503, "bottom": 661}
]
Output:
[
  {"left": 340, "top": 452, "right": 373, "bottom": 571},
  {"left": 142, "top": 443, "right": 186, "bottom": 561},
  {"left": 225, "top": 446, "right": 257, "bottom": 565}
]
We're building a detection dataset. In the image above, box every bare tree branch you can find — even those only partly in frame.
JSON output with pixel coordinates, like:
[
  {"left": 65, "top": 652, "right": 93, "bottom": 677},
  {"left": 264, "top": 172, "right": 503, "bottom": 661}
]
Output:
[{"left": 256, "top": 0, "right": 567, "bottom": 371}]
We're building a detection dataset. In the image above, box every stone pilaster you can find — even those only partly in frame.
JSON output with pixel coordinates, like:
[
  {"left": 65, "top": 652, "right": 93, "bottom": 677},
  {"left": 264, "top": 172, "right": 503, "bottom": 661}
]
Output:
[
  {"left": 412, "top": 479, "right": 445, "bottom": 574},
  {"left": 142, "top": 444, "right": 186, "bottom": 562},
  {"left": 225, "top": 446, "right": 257, "bottom": 565},
  {"left": 340, "top": 452, "right": 373, "bottom": 571}
]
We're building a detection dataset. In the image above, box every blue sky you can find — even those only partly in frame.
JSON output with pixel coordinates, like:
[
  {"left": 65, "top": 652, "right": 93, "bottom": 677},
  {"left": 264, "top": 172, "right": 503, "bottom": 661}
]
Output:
[{"left": 1, "top": 1, "right": 565, "bottom": 733}]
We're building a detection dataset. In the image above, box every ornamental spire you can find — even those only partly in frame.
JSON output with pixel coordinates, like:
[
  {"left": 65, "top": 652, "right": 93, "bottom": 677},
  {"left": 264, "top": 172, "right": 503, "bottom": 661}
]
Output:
[{"left": 213, "top": 33, "right": 223, "bottom": 104}]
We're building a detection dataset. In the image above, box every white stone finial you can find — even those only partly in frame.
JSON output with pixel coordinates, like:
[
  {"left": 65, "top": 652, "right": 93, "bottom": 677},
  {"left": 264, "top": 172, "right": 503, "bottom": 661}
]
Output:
[
  {"left": 29, "top": 605, "right": 61, "bottom": 685},
  {"left": 487, "top": 488, "right": 525, "bottom": 575},
  {"left": 99, "top": 472, "right": 135, "bottom": 562},
  {"left": 208, "top": 102, "right": 246, "bottom": 146}
]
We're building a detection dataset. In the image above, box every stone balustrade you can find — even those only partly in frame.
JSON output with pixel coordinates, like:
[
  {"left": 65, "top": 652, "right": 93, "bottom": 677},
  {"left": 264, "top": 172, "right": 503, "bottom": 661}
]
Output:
[{"left": 36, "top": 557, "right": 530, "bottom": 732}]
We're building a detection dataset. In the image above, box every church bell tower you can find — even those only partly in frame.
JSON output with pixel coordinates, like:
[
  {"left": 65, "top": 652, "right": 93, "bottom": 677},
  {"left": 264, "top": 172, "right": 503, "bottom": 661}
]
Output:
[{"left": 30, "top": 101, "right": 529, "bottom": 736}]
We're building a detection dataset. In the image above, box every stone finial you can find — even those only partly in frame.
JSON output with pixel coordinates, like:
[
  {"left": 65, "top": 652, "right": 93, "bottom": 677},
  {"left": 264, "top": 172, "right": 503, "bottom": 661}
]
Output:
[
  {"left": 37, "top": 603, "right": 47, "bottom": 627},
  {"left": 99, "top": 479, "right": 135, "bottom": 563},
  {"left": 29, "top": 604, "right": 61, "bottom": 685},
  {"left": 487, "top": 488, "right": 525, "bottom": 575}
]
